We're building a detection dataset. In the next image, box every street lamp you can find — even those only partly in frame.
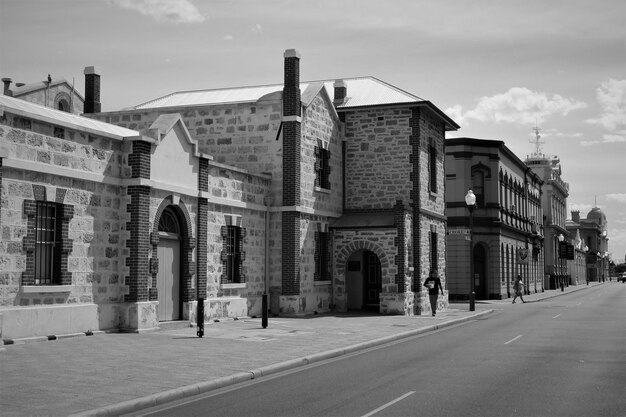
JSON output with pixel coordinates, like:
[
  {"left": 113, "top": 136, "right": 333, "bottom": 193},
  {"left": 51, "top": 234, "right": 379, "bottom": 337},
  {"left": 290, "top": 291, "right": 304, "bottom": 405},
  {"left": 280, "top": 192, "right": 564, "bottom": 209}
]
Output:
[
  {"left": 465, "top": 189, "right": 477, "bottom": 311},
  {"left": 558, "top": 234, "right": 565, "bottom": 291}
]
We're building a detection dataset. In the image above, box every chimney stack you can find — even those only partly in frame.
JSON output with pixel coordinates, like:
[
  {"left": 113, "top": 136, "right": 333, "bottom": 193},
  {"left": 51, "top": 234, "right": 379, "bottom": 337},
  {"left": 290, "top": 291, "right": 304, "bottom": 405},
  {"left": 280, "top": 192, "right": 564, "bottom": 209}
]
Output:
[
  {"left": 283, "top": 49, "right": 301, "bottom": 117},
  {"left": 83, "top": 66, "right": 101, "bottom": 113},
  {"left": 333, "top": 79, "right": 347, "bottom": 105},
  {"left": 571, "top": 210, "right": 580, "bottom": 223},
  {"left": 2, "top": 78, "right": 12, "bottom": 96}
]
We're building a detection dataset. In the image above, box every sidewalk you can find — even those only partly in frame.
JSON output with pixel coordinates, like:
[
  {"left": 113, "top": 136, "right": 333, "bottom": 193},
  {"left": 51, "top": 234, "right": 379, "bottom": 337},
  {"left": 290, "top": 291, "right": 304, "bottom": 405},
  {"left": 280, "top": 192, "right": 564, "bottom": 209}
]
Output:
[{"left": 0, "top": 282, "right": 602, "bottom": 417}]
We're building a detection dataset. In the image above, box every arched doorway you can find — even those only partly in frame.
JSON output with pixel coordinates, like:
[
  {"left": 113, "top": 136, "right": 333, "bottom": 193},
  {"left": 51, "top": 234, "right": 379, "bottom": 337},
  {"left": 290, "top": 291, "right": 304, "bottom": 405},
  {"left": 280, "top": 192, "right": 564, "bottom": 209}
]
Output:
[
  {"left": 346, "top": 250, "right": 382, "bottom": 311},
  {"left": 474, "top": 243, "right": 488, "bottom": 299},
  {"left": 156, "top": 207, "right": 182, "bottom": 321}
]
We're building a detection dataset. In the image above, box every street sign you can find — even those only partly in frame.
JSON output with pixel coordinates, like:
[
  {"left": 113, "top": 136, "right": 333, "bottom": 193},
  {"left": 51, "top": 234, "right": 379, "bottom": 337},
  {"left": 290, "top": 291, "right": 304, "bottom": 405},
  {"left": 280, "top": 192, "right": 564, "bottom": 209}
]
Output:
[{"left": 448, "top": 229, "right": 470, "bottom": 235}]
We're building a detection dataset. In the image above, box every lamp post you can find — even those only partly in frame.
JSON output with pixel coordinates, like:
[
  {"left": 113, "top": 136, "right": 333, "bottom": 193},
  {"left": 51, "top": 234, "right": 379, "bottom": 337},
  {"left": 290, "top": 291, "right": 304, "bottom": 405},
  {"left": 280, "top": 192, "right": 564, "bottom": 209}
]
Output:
[
  {"left": 465, "top": 189, "right": 477, "bottom": 311},
  {"left": 558, "top": 234, "right": 565, "bottom": 291}
]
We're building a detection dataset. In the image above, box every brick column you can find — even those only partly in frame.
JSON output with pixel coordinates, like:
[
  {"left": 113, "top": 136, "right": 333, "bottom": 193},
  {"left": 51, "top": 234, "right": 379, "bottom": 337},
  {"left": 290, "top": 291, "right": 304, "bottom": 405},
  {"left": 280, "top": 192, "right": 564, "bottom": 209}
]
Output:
[
  {"left": 394, "top": 200, "right": 406, "bottom": 293},
  {"left": 409, "top": 107, "right": 423, "bottom": 313},
  {"left": 125, "top": 140, "right": 152, "bottom": 302},
  {"left": 196, "top": 157, "right": 209, "bottom": 299},
  {"left": 282, "top": 49, "right": 302, "bottom": 296}
]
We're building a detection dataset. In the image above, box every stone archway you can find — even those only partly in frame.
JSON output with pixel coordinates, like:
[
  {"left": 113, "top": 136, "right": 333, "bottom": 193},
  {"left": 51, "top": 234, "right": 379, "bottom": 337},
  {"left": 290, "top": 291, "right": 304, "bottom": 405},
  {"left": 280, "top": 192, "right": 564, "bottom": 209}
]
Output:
[
  {"left": 335, "top": 240, "right": 390, "bottom": 312},
  {"left": 151, "top": 196, "right": 195, "bottom": 321}
]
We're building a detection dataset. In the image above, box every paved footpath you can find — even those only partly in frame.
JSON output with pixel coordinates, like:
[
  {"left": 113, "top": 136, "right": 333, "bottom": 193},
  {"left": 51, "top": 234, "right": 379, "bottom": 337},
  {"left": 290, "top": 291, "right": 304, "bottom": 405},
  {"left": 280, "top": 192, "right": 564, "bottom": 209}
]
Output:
[{"left": 0, "top": 283, "right": 603, "bottom": 417}]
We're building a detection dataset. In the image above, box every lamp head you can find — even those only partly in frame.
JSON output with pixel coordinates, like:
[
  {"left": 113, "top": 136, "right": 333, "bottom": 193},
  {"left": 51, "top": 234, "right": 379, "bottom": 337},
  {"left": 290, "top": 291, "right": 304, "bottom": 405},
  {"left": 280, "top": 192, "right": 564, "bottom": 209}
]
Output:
[
  {"left": 558, "top": 234, "right": 564, "bottom": 242},
  {"left": 465, "top": 189, "right": 476, "bottom": 207}
]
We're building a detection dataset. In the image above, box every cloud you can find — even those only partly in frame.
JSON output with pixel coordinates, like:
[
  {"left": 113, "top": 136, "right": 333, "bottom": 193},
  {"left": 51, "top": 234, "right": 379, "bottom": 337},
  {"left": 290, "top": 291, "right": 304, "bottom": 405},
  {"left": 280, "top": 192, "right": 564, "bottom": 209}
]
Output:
[
  {"left": 586, "top": 79, "right": 626, "bottom": 131},
  {"left": 223, "top": 35, "right": 234, "bottom": 41},
  {"left": 580, "top": 133, "right": 626, "bottom": 147},
  {"left": 250, "top": 23, "right": 263, "bottom": 35},
  {"left": 606, "top": 193, "right": 626, "bottom": 204},
  {"left": 109, "top": 0, "right": 206, "bottom": 23},
  {"left": 446, "top": 87, "right": 587, "bottom": 126}
]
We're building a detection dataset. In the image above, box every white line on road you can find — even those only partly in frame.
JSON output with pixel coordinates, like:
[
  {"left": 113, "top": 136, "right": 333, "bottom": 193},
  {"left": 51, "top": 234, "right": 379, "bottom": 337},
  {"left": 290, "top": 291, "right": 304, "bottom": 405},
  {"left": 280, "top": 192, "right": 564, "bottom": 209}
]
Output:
[
  {"left": 504, "top": 335, "right": 523, "bottom": 345},
  {"left": 553, "top": 314, "right": 561, "bottom": 319},
  {"left": 361, "top": 391, "right": 415, "bottom": 417}
]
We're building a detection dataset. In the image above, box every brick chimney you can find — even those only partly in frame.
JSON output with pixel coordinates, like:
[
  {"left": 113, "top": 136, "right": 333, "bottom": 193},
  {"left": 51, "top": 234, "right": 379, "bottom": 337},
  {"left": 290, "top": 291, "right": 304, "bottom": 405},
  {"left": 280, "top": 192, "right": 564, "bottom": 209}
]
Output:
[
  {"left": 2, "top": 78, "right": 12, "bottom": 96},
  {"left": 571, "top": 210, "right": 580, "bottom": 223},
  {"left": 333, "top": 79, "right": 347, "bottom": 105},
  {"left": 283, "top": 49, "right": 301, "bottom": 117},
  {"left": 83, "top": 66, "right": 101, "bottom": 113}
]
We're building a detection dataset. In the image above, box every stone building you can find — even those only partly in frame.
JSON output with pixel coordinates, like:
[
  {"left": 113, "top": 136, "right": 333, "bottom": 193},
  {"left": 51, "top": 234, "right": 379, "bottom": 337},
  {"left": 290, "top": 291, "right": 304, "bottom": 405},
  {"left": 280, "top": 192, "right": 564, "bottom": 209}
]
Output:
[
  {"left": 2, "top": 71, "right": 85, "bottom": 115},
  {"left": 0, "top": 49, "right": 458, "bottom": 339},
  {"left": 445, "top": 138, "right": 544, "bottom": 300},
  {"left": 566, "top": 208, "right": 610, "bottom": 283},
  {"left": 525, "top": 139, "right": 570, "bottom": 290}
]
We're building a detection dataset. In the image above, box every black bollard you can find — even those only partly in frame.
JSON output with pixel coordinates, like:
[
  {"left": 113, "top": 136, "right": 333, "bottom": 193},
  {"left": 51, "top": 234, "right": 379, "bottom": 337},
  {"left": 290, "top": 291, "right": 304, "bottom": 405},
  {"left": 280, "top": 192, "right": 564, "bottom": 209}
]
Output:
[
  {"left": 197, "top": 297, "right": 204, "bottom": 338},
  {"left": 262, "top": 293, "right": 268, "bottom": 328}
]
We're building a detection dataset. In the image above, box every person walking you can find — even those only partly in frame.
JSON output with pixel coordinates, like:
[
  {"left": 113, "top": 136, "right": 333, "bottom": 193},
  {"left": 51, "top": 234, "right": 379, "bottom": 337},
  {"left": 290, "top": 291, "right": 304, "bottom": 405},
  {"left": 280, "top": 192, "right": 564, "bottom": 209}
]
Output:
[
  {"left": 512, "top": 275, "right": 526, "bottom": 303},
  {"left": 424, "top": 270, "right": 444, "bottom": 316}
]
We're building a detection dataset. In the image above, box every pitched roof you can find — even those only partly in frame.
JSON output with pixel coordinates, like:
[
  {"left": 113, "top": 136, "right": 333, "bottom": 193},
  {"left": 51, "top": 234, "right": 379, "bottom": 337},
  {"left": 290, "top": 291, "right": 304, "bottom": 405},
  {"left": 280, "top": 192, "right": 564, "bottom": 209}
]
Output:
[
  {"left": 132, "top": 76, "right": 459, "bottom": 130},
  {"left": 10, "top": 78, "right": 84, "bottom": 101},
  {"left": 133, "top": 77, "right": 423, "bottom": 110},
  {"left": 0, "top": 95, "right": 140, "bottom": 141}
]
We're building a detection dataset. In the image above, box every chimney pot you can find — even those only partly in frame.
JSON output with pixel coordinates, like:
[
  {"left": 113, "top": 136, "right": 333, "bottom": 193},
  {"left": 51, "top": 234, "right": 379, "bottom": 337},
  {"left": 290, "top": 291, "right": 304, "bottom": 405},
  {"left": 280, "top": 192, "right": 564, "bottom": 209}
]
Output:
[
  {"left": 2, "top": 77, "right": 12, "bottom": 96},
  {"left": 571, "top": 210, "right": 580, "bottom": 223},
  {"left": 283, "top": 49, "right": 301, "bottom": 117},
  {"left": 333, "top": 79, "right": 347, "bottom": 105}
]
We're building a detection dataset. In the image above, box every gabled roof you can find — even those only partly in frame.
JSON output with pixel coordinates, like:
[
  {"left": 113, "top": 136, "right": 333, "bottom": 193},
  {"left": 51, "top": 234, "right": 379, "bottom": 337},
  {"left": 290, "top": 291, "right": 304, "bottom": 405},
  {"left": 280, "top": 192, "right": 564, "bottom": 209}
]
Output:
[
  {"left": 10, "top": 78, "right": 85, "bottom": 101},
  {"left": 131, "top": 77, "right": 459, "bottom": 130},
  {"left": 0, "top": 95, "right": 140, "bottom": 141}
]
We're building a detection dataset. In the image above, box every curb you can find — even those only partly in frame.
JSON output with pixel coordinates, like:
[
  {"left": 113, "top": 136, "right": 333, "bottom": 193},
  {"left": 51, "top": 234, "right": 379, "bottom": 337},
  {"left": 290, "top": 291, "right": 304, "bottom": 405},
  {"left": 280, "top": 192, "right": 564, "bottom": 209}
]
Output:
[{"left": 70, "top": 309, "right": 493, "bottom": 416}]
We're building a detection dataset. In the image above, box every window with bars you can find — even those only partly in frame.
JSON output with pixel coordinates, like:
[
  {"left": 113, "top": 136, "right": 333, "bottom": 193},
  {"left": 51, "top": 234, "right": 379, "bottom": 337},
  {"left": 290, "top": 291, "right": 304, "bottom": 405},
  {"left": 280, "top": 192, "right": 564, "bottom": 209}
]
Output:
[
  {"left": 315, "top": 147, "right": 331, "bottom": 189},
  {"left": 429, "top": 143, "right": 437, "bottom": 193},
  {"left": 430, "top": 230, "right": 438, "bottom": 272},
  {"left": 35, "top": 202, "right": 58, "bottom": 285},
  {"left": 315, "top": 231, "right": 330, "bottom": 281},
  {"left": 221, "top": 225, "right": 246, "bottom": 284}
]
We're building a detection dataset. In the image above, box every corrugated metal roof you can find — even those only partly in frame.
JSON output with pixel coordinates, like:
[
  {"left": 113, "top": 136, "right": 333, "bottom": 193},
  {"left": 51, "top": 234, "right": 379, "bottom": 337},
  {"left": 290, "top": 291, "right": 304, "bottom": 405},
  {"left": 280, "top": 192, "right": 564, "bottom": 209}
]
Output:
[
  {"left": 0, "top": 95, "right": 140, "bottom": 140},
  {"left": 133, "top": 77, "right": 424, "bottom": 110}
]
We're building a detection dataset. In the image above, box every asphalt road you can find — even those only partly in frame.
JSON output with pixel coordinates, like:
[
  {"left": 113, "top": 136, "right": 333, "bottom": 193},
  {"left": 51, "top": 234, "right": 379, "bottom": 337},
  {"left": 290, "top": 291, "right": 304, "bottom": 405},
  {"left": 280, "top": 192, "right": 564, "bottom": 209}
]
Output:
[{"left": 132, "top": 284, "right": 626, "bottom": 417}]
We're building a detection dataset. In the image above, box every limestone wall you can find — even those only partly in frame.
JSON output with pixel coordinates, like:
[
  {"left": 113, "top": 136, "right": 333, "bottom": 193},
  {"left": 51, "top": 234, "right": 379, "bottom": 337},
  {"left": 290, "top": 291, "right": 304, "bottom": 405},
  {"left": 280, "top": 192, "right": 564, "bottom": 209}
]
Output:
[{"left": 343, "top": 108, "right": 412, "bottom": 209}]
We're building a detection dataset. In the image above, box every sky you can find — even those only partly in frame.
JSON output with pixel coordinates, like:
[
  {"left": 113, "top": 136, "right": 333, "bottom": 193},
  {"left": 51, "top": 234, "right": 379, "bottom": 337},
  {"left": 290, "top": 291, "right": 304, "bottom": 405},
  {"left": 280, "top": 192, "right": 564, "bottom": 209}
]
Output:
[{"left": 1, "top": 0, "right": 625, "bottom": 262}]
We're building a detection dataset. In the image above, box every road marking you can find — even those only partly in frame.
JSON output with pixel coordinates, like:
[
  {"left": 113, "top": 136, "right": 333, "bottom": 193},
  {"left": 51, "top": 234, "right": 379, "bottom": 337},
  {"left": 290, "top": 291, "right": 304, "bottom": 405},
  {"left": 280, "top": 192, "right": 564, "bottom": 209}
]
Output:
[
  {"left": 553, "top": 314, "right": 561, "bottom": 319},
  {"left": 361, "top": 391, "right": 415, "bottom": 417},
  {"left": 504, "top": 335, "right": 523, "bottom": 345}
]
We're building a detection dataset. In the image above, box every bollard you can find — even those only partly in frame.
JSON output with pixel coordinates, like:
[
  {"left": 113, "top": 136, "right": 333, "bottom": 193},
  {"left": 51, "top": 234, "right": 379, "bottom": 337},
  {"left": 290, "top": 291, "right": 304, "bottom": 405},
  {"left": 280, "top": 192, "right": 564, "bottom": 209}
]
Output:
[
  {"left": 262, "top": 293, "right": 268, "bottom": 328},
  {"left": 197, "top": 297, "right": 204, "bottom": 338}
]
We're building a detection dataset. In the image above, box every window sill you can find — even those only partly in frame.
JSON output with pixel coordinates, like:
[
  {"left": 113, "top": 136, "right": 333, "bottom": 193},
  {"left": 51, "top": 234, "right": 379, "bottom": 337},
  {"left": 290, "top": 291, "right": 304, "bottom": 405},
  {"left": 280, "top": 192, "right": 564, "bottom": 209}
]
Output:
[
  {"left": 21, "top": 285, "right": 72, "bottom": 294},
  {"left": 314, "top": 280, "right": 331, "bottom": 286},
  {"left": 314, "top": 186, "right": 331, "bottom": 194},
  {"left": 221, "top": 283, "right": 247, "bottom": 290}
]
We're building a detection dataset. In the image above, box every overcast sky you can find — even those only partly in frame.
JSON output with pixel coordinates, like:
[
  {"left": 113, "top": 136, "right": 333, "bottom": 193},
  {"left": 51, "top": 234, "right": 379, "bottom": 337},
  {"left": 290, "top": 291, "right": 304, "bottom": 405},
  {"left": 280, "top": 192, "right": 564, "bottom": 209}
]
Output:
[{"left": 1, "top": 0, "right": 625, "bottom": 261}]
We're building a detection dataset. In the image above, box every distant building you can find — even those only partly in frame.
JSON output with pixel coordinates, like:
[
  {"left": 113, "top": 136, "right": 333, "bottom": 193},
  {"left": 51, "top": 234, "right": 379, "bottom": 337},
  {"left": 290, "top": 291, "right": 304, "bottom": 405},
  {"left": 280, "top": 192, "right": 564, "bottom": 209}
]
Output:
[
  {"left": 2, "top": 71, "right": 85, "bottom": 114},
  {"left": 566, "top": 208, "right": 610, "bottom": 282},
  {"left": 525, "top": 130, "right": 570, "bottom": 290},
  {"left": 445, "top": 138, "right": 544, "bottom": 300},
  {"left": 0, "top": 50, "right": 459, "bottom": 340}
]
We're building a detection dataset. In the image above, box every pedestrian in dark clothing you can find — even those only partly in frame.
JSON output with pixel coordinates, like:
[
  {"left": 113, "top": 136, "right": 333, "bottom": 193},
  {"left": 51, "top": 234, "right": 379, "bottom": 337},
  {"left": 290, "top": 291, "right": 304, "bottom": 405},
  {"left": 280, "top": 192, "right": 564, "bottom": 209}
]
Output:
[
  {"left": 512, "top": 275, "right": 526, "bottom": 303},
  {"left": 424, "top": 270, "right": 444, "bottom": 316}
]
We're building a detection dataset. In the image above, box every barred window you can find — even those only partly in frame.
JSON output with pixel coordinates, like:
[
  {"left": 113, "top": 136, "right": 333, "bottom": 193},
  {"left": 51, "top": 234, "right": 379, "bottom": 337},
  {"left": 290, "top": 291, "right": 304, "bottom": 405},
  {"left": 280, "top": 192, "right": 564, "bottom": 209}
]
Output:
[
  {"left": 315, "top": 147, "right": 331, "bottom": 189},
  {"left": 35, "top": 202, "right": 58, "bottom": 285},
  {"left": 221, "top": 225, "right": 246, "bottom": 284},
  {"left": 315, "top": 231, "right": 330, "bottom": 281},
  {"left": 430, "top": 230, "right": 438, "bottom": 272},
  {"left": 429, "top": 144, "right": 436, "bottom": 193}
]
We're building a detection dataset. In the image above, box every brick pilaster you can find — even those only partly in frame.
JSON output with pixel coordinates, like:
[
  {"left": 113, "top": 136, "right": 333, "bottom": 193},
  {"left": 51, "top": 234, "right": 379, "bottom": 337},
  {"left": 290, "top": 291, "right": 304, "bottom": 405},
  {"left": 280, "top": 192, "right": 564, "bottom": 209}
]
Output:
[
  {"left": 281, "top": 49, "right": 303, "bottom": 296},
  {"left": 410, "top": 107, "right": 422, "bottom": 312},
  {"left": 394, "top": 200, "right": 406, "bottom": 293},
  {"left": 282, "top": 211, "right": 301, "bottom": 295},
  {"left": 125, "top": 185, "right": 151, "bottom": 302},
  {"left": 196, "top": 198, "right": 208, "bottom": 299}
]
